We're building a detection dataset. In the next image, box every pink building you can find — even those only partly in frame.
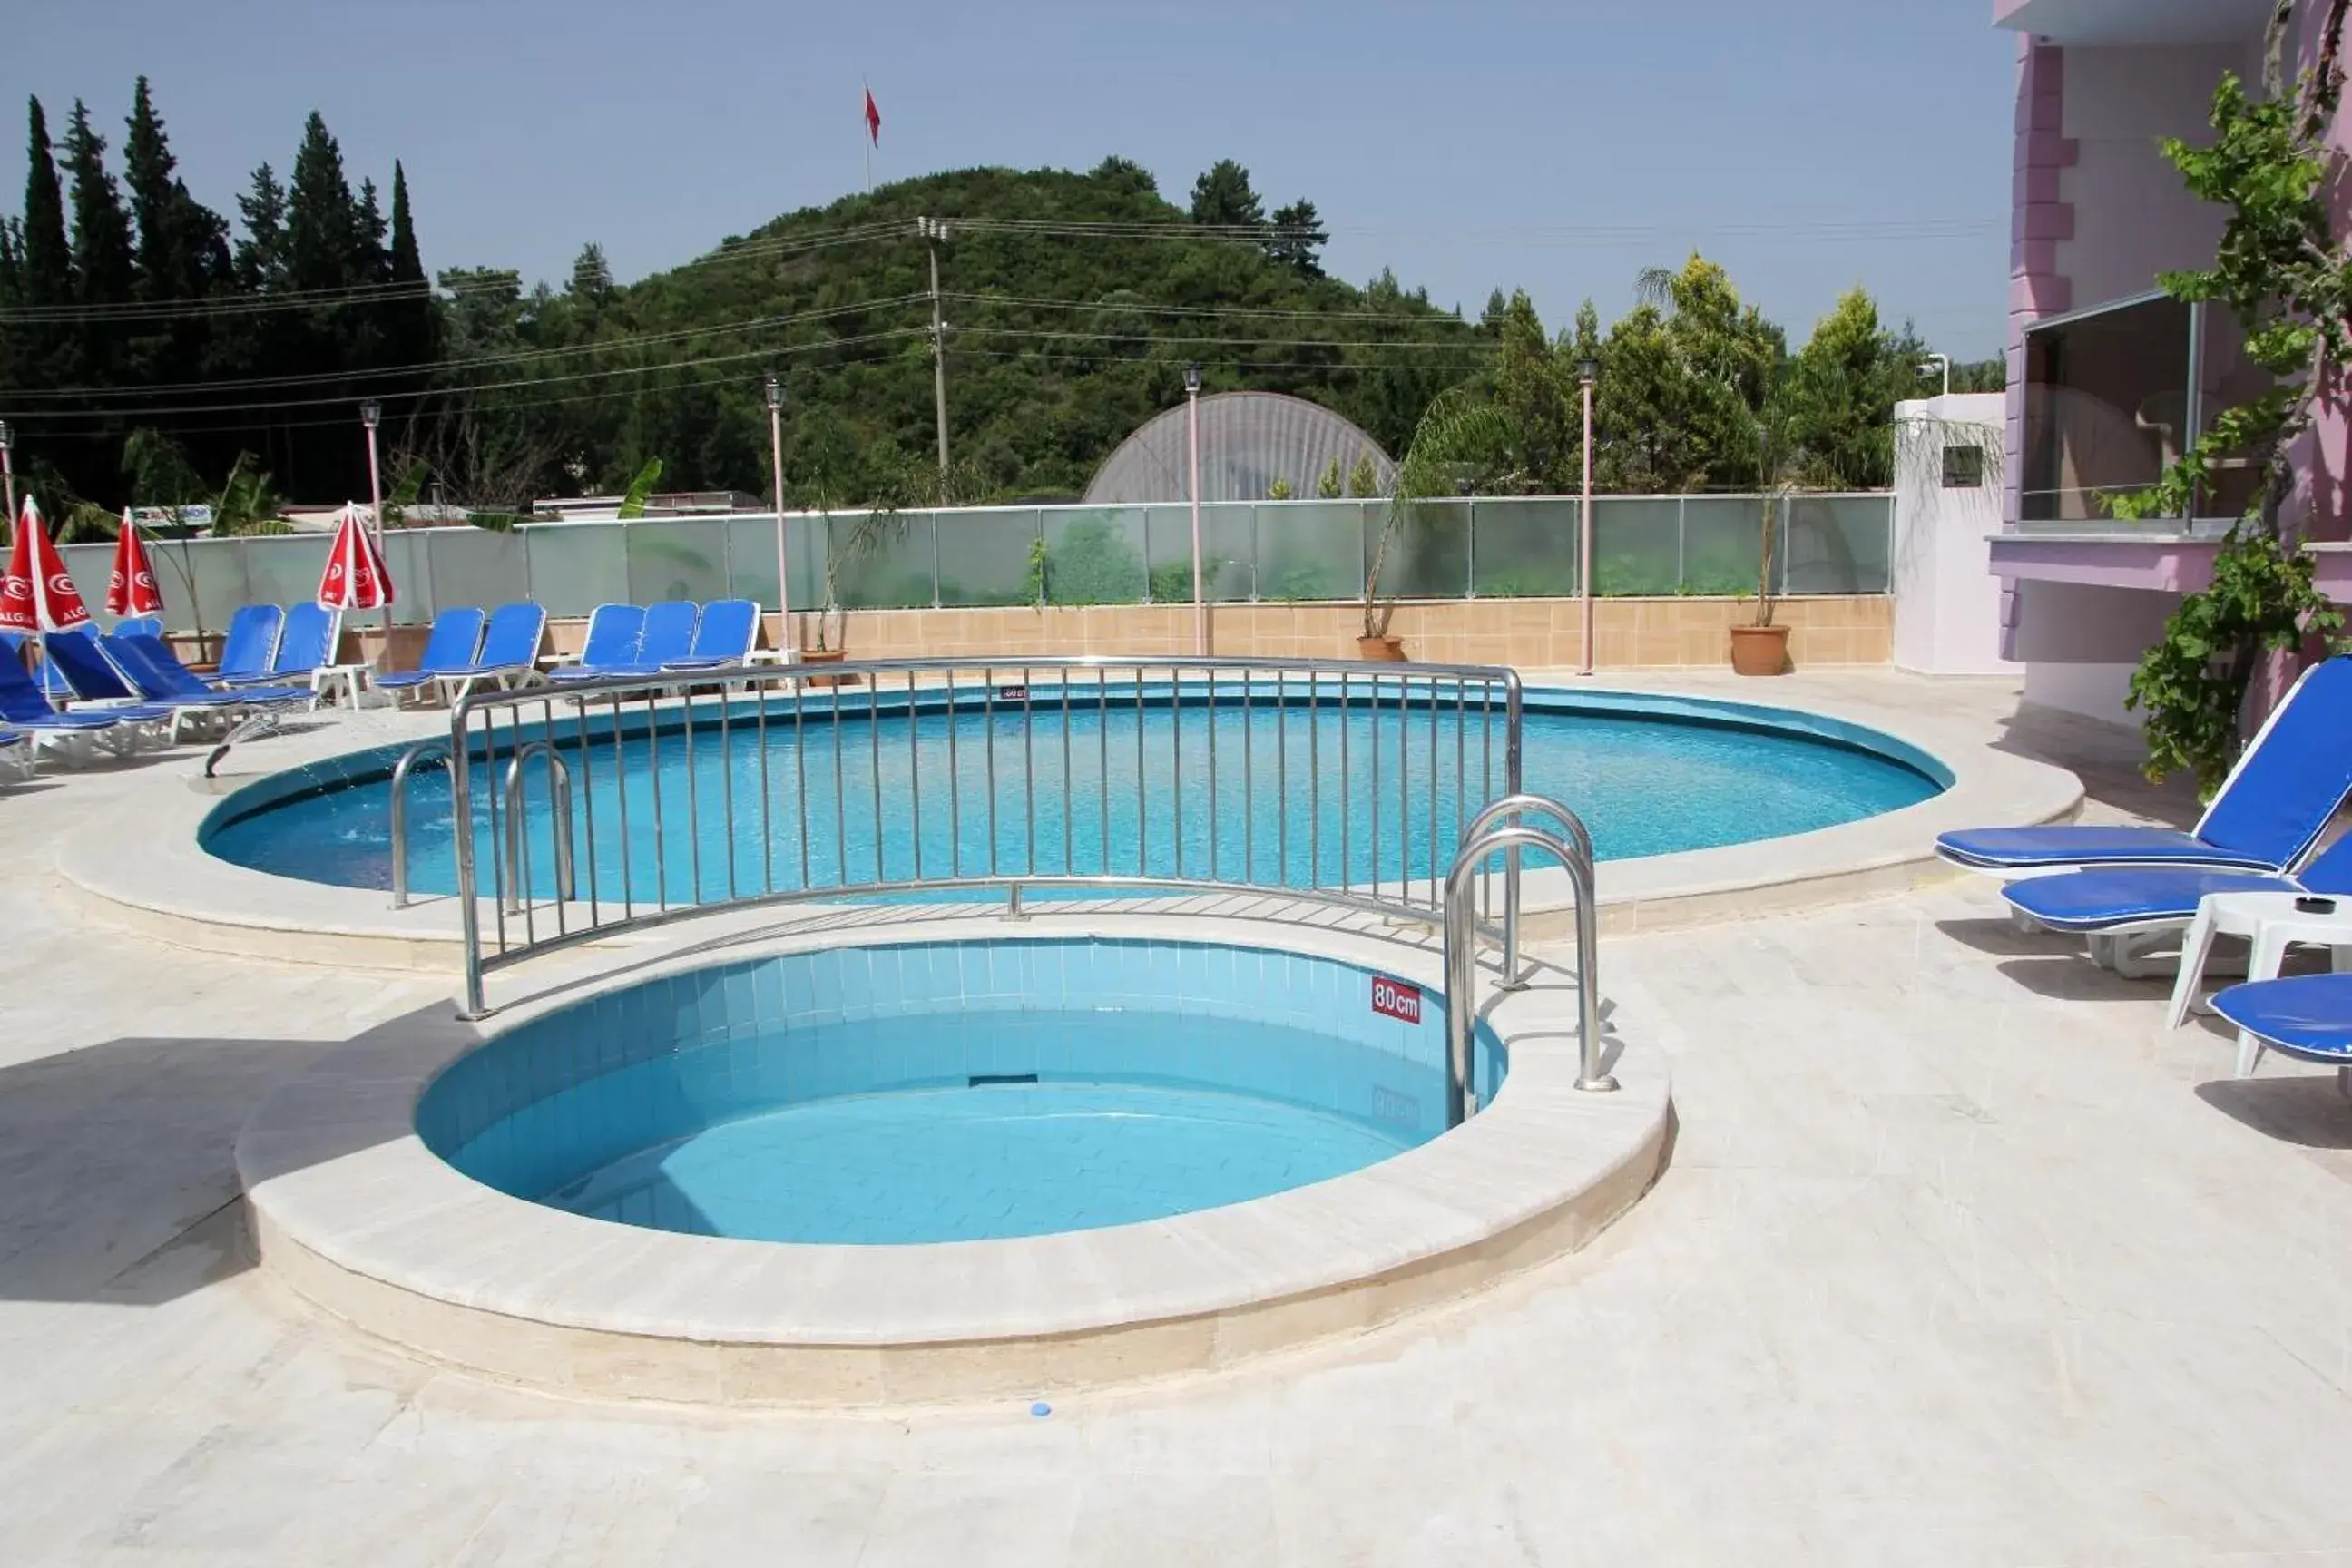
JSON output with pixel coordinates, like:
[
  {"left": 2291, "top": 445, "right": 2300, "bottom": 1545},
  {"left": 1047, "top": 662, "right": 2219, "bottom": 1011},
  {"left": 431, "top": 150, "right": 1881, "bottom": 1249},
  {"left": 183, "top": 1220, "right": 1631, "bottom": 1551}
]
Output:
[{"left": 1990, "top": 0, "right": 2350, "bottom": 727}]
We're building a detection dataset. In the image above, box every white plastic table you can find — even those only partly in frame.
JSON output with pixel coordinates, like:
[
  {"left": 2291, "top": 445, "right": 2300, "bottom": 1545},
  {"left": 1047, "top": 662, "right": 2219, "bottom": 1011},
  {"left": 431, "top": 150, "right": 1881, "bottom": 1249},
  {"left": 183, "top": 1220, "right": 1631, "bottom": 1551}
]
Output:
[{"left": 2165, "top": 888, "right": 2352, "bottom": 1036}]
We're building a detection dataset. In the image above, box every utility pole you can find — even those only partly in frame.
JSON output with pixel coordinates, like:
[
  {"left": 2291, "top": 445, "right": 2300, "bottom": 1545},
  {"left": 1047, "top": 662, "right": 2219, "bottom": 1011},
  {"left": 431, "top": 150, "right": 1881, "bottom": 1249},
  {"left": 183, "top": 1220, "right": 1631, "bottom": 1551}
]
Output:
[{"left": 917, "top": 216, "right": 951, "bottom": 484}]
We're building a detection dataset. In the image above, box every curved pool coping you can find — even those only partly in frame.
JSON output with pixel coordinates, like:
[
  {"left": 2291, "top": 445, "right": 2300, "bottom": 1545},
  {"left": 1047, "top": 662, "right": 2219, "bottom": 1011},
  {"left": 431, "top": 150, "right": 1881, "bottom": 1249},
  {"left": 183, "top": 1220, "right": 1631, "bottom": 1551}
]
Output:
[
  {"left": 54, "top": 675, "right": 2081, "bottom": 977},
  {"left": 236, "top": 912, "right": 1672, "bottom": 1406}
]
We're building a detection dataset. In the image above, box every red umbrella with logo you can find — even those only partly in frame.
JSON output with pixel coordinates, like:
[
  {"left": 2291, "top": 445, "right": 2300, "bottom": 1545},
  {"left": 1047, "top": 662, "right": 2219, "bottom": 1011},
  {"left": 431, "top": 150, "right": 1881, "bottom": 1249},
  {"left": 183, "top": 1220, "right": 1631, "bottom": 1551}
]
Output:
[
  {"left": 317, "top": 502, "right": 394, "bottom": 612},
  {"left": 105, "top": 508, "right": 163, "bottom": 619},
  {"left": 1, "top": 496, "right": 93, "bottom": 636}
]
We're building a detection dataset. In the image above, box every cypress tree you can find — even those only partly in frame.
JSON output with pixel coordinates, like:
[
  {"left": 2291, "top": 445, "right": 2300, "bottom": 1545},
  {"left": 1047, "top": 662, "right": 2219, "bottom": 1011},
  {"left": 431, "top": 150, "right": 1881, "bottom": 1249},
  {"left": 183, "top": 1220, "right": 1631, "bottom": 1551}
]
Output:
[
  {"left": 20, "top": 99, "right": 71, "bottom": 311},
  {"left": 387, "top": 162, "right": 436, "bottom": 365},
  {"left": 123, "top": 77, "right": 179, "bottom": 299},
  {"left": 63, "top": 101, "right": 135, "bottom": 310},
  {"left": 387, "top": 162, "right": 424, "bottom": 284},
  {"left": 283, "top": 111, "right": 356, "bottom": 294},
  {"left": 234, "top": 162, "right": 287, "bottom": 292}
]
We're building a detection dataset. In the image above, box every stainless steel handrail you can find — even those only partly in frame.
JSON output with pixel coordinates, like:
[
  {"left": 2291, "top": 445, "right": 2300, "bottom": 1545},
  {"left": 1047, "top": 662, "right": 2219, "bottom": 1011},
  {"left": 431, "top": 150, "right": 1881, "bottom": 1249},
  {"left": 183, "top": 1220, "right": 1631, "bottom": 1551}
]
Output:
[
  {"left": 387, "top": 738, "right": 450, "bottom": 910},
  {"left": 1458, "top": 792, "right": 1598, "bottom": 993},
  {"left": 446, "top": 655, "right": 1529, "bottom": 1016},
  {"left": 499, "top": 740, "right": 575, "bottom": 916},
  {"left": 1444, "top": 810, "right": 1612, "bottom": 1128}
]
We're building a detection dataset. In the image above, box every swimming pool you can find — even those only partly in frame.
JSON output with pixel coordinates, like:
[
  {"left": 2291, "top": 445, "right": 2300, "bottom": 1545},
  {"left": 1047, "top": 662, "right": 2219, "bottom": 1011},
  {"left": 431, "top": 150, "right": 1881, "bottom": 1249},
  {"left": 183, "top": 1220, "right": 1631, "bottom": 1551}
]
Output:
[
  {"left": 415, "top": 936, "right": 1505, "bottom": 1244},
  {"left": 204, "top": 684, "right": 1945, "bottom": 900}
]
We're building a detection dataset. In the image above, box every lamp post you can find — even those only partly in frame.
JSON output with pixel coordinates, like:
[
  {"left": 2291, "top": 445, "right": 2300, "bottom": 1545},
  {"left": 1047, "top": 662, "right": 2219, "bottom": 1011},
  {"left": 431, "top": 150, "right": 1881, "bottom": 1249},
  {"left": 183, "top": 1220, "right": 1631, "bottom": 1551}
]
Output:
[
  {"left": 359, "top": 398, "right": 387, "bottom": 632},
  {"left": 1577, "top": 358, "right": 1597, "bottom": 677},
  {"left": 766, "top": 373, "right": 791, "bottom": 656},
  {"left": 0, "top": 419, "right": 14, "bottom": 529},
  {"left": 1185, "top": 362, "right": 1206, "bottom": 656},
  {"left": 1919, "top": 352, "right": 1951, "bottom": 398}
]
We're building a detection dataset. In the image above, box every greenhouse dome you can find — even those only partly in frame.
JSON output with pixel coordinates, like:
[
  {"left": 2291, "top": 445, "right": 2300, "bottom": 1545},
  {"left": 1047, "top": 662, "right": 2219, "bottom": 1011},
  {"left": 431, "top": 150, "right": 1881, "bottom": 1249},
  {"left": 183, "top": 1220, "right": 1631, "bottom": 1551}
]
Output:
[{"left": 1082, "top": 391, "right": 1396, "bottom": 505}]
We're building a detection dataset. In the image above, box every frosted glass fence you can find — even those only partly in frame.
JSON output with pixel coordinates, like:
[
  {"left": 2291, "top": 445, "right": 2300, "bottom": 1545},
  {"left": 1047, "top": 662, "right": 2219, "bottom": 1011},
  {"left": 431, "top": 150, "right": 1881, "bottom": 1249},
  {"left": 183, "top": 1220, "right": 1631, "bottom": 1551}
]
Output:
[{"left": 54, "top": 493, "right": 1890, "bottom": 632}]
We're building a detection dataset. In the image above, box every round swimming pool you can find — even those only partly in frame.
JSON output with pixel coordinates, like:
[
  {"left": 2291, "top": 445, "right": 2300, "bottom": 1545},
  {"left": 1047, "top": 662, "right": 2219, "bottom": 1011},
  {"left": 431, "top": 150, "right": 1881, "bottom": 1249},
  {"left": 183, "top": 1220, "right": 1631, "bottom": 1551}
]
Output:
[
  {"left": 204, "top": 684, "right": 1945, "bottom": 899},
  {"left": 416, "top": 936, "right": 1504, "bottom": 1244}
]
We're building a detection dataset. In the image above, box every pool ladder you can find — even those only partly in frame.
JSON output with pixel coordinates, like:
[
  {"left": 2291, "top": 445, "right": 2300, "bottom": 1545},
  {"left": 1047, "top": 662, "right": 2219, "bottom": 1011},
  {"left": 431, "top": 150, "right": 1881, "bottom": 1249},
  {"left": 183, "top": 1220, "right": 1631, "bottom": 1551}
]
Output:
[
  {"left": 1442, "top": 793, "right": 1612, "bottom": 1127},
  {"left": 388, "top": 737, "right": 575, "bottom": 916}
]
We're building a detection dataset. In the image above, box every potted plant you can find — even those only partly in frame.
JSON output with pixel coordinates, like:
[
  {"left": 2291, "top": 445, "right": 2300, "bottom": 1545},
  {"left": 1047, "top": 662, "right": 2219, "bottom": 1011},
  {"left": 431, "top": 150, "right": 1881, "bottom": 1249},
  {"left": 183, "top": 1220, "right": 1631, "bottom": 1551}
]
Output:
[
  {"left": 1360, "top": 392, "right": 1506, "bottom": 661},
  {"left": 1728, "top": 484, "right": 1791, "bottom": 676}
]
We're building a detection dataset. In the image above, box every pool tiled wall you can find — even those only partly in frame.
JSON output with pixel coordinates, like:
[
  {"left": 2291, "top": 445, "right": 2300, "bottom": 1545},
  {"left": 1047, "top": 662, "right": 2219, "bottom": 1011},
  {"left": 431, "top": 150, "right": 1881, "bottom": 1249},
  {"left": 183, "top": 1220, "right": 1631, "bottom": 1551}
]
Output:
[{"left": 417, "top": 938, "right": 1506, "bottom": 1204}]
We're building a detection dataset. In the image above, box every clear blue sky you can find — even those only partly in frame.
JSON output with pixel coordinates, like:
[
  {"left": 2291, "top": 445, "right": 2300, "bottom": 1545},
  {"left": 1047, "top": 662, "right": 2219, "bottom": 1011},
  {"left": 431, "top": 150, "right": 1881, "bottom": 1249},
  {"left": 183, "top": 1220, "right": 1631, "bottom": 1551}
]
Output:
[{"left": 2, "top": 0, "right": 2018, "bottom": 357}]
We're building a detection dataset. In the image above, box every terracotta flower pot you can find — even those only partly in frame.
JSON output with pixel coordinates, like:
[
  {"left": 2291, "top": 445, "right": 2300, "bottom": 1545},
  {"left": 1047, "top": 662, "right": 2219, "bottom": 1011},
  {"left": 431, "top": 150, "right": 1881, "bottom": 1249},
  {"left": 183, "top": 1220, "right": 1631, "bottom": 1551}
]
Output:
[
  {"left": 799, "top": 647, "right": 850, "bottom": 688},
  {"left": 1728, "top": 622, "right": 1791, "bottom": 677},
  {"left": 1356, "top": 633, "right": 1406, "bottom": 662}
]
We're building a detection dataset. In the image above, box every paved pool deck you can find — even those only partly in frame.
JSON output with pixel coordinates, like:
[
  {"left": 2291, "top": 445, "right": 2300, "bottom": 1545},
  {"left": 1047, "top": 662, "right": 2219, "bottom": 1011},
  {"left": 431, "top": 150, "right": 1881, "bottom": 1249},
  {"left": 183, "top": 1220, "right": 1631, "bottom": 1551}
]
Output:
[{"left": 5, "top": 670, "right": 2352, "bottom": 1564}]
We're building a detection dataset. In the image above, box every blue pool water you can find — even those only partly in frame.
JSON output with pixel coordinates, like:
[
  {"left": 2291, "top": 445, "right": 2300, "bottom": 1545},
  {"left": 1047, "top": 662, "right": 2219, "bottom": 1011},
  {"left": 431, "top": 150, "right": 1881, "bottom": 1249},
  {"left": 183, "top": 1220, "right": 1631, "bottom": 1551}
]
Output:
[
  {"left": 207, "top": 687, "right": 1943, "bottom": 899},
  {"left": 416, "top": 938, "right": 1502, "bottom": 1244}
]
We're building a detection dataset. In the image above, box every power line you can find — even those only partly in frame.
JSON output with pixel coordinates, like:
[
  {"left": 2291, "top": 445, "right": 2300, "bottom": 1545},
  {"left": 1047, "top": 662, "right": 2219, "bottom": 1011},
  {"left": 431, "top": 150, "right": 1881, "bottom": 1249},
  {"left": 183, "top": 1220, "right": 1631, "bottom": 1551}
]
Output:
[
  {"left": 6, "top": 294, "right": 933, "bottom": 402},
  {"left": 4, "top": 327, "right": 931, "bottom": 422}
]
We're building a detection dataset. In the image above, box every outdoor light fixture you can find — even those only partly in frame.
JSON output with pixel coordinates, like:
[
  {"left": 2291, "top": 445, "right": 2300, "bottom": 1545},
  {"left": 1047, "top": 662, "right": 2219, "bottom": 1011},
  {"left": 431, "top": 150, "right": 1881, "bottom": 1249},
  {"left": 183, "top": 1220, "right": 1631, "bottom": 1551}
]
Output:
[
  {"left": 1577, "top": 360, "right": 1597, "bottom": 676},
  {"left": 0, "top": 418, "right": 12, "bottom": 453},
  {"left": 766, "top": 371, "right": 791, "bottom": 650},
  {"left": 360, "top": 397, "right": 381, "bottom": 430},
  {"left": 1577, "top": 358, "right": 1597, "bottom": 384},
  {"left": 1184, "top": 363, "right": 1206, "bottom": 655},
  {"left": 1918, "top": 352, "right": 1951, "bottom": 397}
]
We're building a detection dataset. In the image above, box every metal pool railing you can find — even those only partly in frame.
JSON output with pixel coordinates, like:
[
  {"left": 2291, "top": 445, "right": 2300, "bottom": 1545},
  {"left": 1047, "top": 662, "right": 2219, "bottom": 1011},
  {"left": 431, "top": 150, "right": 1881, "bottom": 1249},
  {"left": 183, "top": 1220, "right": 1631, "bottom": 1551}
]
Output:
[{"left": 434, "top": 657, "right": 1586, "bottom": 1056}]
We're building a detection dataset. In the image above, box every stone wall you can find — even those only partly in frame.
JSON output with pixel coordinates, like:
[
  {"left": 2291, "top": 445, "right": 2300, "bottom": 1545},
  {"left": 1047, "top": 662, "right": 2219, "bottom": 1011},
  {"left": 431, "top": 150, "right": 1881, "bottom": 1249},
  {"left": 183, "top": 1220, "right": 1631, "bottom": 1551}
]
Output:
[{"left": 763, "top": 595, "right": 1890, "bottom": 670}]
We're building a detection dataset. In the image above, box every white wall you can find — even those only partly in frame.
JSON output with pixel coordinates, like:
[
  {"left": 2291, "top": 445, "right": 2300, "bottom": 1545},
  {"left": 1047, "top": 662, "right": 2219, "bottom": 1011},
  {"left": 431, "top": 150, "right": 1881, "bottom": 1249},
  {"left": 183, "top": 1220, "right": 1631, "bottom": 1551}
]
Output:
[
  {"left": 2009, "top": 577, "right": 2181, "bottom": 726},
  {"left": 1892, "top": 394, "right": 2017, "bottom": 676}
]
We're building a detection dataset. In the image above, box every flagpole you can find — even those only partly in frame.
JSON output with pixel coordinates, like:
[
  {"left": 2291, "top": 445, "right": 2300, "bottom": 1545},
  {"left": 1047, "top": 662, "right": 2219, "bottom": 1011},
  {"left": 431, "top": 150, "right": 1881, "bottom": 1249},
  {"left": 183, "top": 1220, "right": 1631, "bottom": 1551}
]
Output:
[{"left": 863, "top": 83, "right": 872, "bottom": 192}]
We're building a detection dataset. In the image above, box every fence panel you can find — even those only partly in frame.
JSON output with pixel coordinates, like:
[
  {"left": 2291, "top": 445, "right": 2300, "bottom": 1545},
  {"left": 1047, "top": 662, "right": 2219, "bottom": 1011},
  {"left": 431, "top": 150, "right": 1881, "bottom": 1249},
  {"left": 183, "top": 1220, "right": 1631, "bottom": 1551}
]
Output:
[
  {"left": 722, "top": 514, "right": 824, "bottom": 618},
  {"left": 1368, "top": 497, "right": 1472, "bottom": 600},
  {"left": 1040, "top": 505, "right": 1149, "bottom": 606},
  {"left": 1678, "top": 496, "right": 1765, "bottom": 597},
  {"left": 1590, "top": 498, "right": 1681, "bottom": 595},
  {"left": 936, "top": 508, "right": 1037, "bottom": 607},
  {"left": 527, "top": 523, "right": 630, "bottom": 618},
  {"left": 1468, "top": 497, "right": 1579, "bottom": 598},
  {"left": 1255, "top": 499, "right": 1368, "bottom": 602},
  {"left": 1782, "top": 495, "right": 1893, "bottom": 594},
  {"left": 622, "top": 519, "right": 727, "bottom": 607}
]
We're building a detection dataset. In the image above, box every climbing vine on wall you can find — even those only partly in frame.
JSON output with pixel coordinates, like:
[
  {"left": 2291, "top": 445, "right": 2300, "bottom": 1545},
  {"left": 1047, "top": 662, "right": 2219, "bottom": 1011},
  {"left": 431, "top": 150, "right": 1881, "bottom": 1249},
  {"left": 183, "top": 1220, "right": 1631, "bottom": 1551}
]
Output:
[{"left": 2115, "top": 0, "right": 2352, "bottom": 795}]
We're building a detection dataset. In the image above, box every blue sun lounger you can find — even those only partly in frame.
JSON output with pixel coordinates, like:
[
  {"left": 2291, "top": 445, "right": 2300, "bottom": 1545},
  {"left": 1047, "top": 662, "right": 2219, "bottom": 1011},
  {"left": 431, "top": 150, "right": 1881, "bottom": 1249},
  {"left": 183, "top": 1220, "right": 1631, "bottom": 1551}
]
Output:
[
  {"left": 0, "top": 644, "right": 150, "bottom": 759},
  {"left": 426, "top": 602, "right": 546, "bottom": 702},
  {"left": 662, "top": 598, "right": 760, "bottom": 673},
  {"left": 35, "top": 630, "right": 186, "bottom": 728},
  {"left": 103, "top": 632, "right": 316, "bottom": 742},
  {"left": 598, "top": 600, "right": 700, "bottom": 680},
  {"left": 210, "top": 604, "right": 285, "bottom": 686},
  {"left": 547, "top": 603, "right": 649, "bottom": 685},
  {"left": 2001, "top": 825, "right": 2352, "bottom": 972},
  {"left": 2210, "top": 972, "right": 2352, "bottom": 1087},
  {"left": 373, "top": 608, "right": 488, "bottom": 704},
  {"left": 1938, "top": 655, "right": 2352, "bottom": 878},
  {"left": 220, "top": 602, "right": 340, "bottom": 691}
]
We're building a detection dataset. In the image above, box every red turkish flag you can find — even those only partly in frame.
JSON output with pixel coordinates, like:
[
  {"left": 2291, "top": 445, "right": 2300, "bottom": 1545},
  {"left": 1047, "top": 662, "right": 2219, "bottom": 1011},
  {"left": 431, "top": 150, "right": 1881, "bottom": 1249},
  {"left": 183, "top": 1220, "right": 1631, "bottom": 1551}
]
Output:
[{"left": 864, "top": 86, "right": 881, "bottom": 147}]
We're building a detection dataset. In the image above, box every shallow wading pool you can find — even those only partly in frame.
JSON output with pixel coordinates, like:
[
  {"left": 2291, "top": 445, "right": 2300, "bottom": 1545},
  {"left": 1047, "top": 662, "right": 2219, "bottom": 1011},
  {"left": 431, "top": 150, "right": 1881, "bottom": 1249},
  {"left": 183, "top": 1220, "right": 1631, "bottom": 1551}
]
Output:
[
  {"left": 416, "top": 936, "right": 1504, "bottom": 1244},
  {"left": 203, "top": 685, "right": 1946, "bottom": 900}
]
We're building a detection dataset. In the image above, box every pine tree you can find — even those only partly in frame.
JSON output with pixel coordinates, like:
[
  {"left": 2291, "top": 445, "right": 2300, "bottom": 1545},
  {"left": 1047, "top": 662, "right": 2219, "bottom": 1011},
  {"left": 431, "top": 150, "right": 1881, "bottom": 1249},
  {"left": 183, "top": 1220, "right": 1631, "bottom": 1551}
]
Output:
[
  {"left": 568, "top": 241, "right": 613, "bottom": 302},
  {"left": 1266, "top": 199, "right": 1328, "bottom": 277},
  {"left": 1188, "top": 160, "right": 1263, "bottom": 228}
]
